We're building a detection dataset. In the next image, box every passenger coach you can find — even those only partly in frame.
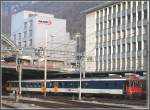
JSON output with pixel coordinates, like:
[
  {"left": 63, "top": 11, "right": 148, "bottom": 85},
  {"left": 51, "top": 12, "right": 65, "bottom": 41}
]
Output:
[{"left": 6, "top": 76, "right": 142, "bottom": 97}]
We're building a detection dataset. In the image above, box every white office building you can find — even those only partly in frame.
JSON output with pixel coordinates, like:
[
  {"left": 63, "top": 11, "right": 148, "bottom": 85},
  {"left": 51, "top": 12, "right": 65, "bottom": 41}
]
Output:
[
  {"left": 83, "top": 1, "right": 149, "bottom": 72},
  {"left": 11, "top": 11, "right": 76, "bottom": 67}
]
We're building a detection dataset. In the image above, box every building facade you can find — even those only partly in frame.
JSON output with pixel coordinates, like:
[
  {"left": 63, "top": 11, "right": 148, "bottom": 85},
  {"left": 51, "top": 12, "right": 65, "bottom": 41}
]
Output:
[
  {"left": 84, "top": 1, "right": 149, "bottom": 72},
  {"left": 11, "top": 11, "right": 76, "bottom": 67}
]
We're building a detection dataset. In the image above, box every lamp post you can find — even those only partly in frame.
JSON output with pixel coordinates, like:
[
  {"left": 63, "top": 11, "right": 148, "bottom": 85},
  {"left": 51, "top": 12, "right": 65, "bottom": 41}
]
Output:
[
  {"left": 75, "top": 33, "right": 82, "bottom": 100},
  {"left": 44, "top": 30, "right": 48, "bottom": 96},
  {"left": 16, "top": 48, "right": 22, "bottom": 97}
]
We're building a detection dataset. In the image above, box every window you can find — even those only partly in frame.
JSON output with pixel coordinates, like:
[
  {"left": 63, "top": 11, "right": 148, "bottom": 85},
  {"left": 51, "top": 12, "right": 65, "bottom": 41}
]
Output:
[
  {"left": 101, "top": 10, "right": 103, "bottom": 16},
  {"left": 132, "top": 28, "right": 136, "bottom": 36},
  {"left": 133, "top": 1, "right": 136, "bottom": 7},
  {"left": 144, "top": 40, "right": 147, "bottom": 49},
  {"left": 138, "top": 11, "right": 141, "bottom": 21},
  {"left": 24, "top": 41, "right": 26, "bottom": 47},
  {"left": 123, "top": 2, "right": 126, "bottom": 10},
  {"left": 29, "top": 30, "right": 32, "bottom": 37},
  {"left": 122, "top": 30, "right": 125, "bottom": 38},
  {"left": 133, "top": 13, "right": 136, "bottom": 22},
  {"left": 112, "top": 32, "right": 115, "bottom": 40},
  {"left": 128, "top": 2, "right": 131, "bottom": 8},
  {"left": 24, "top": 22, "right": 27, "bottom": 29},
  {"left": 109, "top": 46, "right": 111, "bottom": 54},
  {"left": 100, "top": 48, "right": 102, "bottom": 56},
  {"left": 127, "top": 15, "right": 130, "bottom": 23},
  {"left": 18, "top": 42, "right": 21, "bottom": 47},
  {"left": 29, "top": 20, "right": 33, "bottom": 28},
  {"left": 117, "top": 31, "right": 120, "bottom": 39},
  {"left": 118, "top": 4, "right": 121, "bottom": 12},
  {"left": 113, "top": 45, "right": 115, "bottom": 54},
  {"left": 14, "top": 34, "right": 16, "bottom": 42},
  {"left": 137, "top": 26, "right": 141, "bottom": 35},
  {"left": 24, "top": 31, "right": 27, "bottom": 37},
  {"left": 143, "top": 25, "right": 147, "bottom": 34},
  {"left": 118, "top": 17, "right": 120, "bottom": 26},
  {"left": 138, "top": 41, "right": 141, "bottom": 51},
  {"left": 105, "top": 8, "right": 107, "bottom": 16},
  {"left": 113, "top": 5, "right": 116, "bottom": 12},
  {"left": 127, "top": 29, "right": 130, "bottom": 36},
  {"left": 29, "top": 39, "right": 32, "bottom": 46},
  {"left": 118, "top": 45, "right": 120, "bottom": 53},
  {"left": 122, "top": 16, "right": 125, "bottom": 25},
  {"left": 100, "top": 22, "right": 103, "bottom": 30},
  {"left": 122, "top": 44, "right": 125, "bottom": 52},
  {"left": 108, "top": 20, "right": 111, "bottom": 28},
  {"left": 113, "top": 18, "right": 116, "bottom": 26},
  {"left": 133, "top": 42, "right": 136, "bottom": 51},
  {"left": 144, "top": 10, "right": 147, "bottom": 19},
  {"left": 138, "top": 1, "right": 142, "bottom": 7},
  {"left": 109, "top": 7, "right": 111, "bottom": 14},
  {"left": 18, "top": 33, "right": 21, "bottom": 41},
  {"left": 127, "top": 43, "right": 130, "bottom": 52},
  {"left": 104, "top": 21, "right": 107, "bottom": 29},
  {"left": 104, "top": 47, "right": 107, "bottom": 55}
]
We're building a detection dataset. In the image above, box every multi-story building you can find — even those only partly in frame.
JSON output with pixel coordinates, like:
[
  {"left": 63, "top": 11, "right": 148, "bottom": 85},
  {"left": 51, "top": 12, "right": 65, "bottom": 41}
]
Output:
[
  {"left": 83, "top": 1, "right": 149, "bottom": 72},
  {"left": 11, "top": 11, "right": 76, "bottom": 68}
]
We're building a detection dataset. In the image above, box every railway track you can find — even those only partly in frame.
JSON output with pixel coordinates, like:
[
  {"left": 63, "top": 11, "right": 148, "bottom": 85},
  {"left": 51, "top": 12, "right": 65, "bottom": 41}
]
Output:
[
  {"left": 2, "top": 95, "right": 147, "bottom": 108},
  {"left": 22, "top": 94, "right": 147, "bottom": 106}
]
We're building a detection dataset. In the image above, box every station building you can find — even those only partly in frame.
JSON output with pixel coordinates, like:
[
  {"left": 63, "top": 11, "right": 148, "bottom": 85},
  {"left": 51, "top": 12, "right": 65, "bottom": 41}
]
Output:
[
  {"left": 83, "top": 1, "right": 149, "bottom": 73},
  {"left": 11, "top": 11, "right": 76, "bottom": 69}
]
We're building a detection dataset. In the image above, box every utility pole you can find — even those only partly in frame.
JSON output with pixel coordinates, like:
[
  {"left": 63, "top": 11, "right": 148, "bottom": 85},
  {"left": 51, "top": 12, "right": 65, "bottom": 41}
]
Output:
[
  {"left": 44, "top": 30, "right": 48, "bottom": 96},
  {"left": 16, "top": 48, "right": 22, "bottom": 97},
  {"left": 75, "top": 32, "right": 82, "bottom": 100}
]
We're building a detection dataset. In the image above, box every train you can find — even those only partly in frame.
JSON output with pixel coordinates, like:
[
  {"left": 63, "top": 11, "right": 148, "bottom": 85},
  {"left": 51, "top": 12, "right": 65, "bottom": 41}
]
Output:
[{"left": 6, "top": 76, "right": 144, "bottom": 98}]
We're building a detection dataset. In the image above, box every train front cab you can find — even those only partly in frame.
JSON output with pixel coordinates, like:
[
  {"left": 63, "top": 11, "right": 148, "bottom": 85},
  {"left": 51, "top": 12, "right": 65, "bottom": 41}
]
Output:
[{"left": 126, "top": 76, "right": 142, "bottom": 98}]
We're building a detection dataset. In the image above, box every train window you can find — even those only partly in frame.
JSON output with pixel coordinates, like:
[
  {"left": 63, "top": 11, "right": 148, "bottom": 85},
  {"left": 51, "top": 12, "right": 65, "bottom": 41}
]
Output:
[
  {"left": 114, "top": 82, "right": 117, "bottom": 86},
  {"left": 105, "top": 82, "right": 108, "bottom": 87},
  {"left": 49, "top": 82, "right": 53, "bottom": 88}
]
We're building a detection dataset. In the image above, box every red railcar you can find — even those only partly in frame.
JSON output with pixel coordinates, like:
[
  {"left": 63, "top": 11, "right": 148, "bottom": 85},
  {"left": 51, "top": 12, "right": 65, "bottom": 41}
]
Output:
[{"left": 126, "top": 76, "right": 142, "bottom": 97}]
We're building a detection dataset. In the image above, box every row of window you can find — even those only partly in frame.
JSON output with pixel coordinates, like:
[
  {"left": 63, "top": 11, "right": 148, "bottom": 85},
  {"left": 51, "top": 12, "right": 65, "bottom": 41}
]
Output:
[
  {"left": 24, "top": 20, "right": 33, "bottom": 29},
  {"left": 99, "top": 57, "right": 144, "bottom": 70},
  {"left": 13, "top": 30, "right": 32, "bottom": 42},
  {"left": 99, "top": 41, "right": 147, "bottom": 55},
  {"left": 97, "top": 10, "right": 147, "bottom": 29},
  {"left": 97, "top": 1, "right": 148, "bottom": 16},
  {"left": 97, "top": 25, "right": 147, "bottom": 42},
  {"left": 18, "top": 39, "right": 32, "bottom": 47},
  {"left": 8, "top": 81, "right": 124, "bottom": 89}
]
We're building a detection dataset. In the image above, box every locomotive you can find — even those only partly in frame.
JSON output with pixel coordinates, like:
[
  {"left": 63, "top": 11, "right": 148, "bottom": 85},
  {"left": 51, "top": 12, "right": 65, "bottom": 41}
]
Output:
[{"left": 6, "top": 76, "right": 143, "bottom": 97}]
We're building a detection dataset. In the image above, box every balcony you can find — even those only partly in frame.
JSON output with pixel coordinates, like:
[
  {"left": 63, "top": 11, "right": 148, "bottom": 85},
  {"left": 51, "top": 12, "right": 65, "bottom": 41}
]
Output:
[{"left": 137, "top": 20, "right": 142, "bottom": 27}]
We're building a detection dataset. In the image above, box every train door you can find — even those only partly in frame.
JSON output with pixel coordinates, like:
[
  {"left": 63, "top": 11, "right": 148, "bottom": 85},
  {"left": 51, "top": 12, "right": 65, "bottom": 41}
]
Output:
[{"left": 54, "top": 81, "right": 58, "bottom": 94}]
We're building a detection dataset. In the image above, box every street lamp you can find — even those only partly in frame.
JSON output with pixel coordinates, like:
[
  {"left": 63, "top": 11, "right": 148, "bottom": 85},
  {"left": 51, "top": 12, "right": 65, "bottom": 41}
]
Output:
[
  {"left": 44, "top": 30, "right": 48, "bottom": 96},
  {"left": 75, "top": 32, "right": 82, "bottom": 100}
]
